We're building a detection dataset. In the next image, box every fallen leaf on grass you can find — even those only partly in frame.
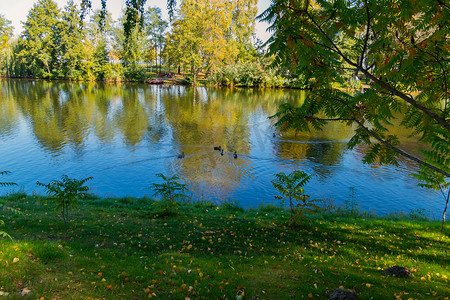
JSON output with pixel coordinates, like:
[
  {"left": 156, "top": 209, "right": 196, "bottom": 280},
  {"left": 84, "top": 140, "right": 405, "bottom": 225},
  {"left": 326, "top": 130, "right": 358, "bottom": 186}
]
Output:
[
  {"left": 12, "top": 258, "right": 19, "bottom": 263},
  {"left": 21, "top": 288, "right": 31, "bottom": 296}
]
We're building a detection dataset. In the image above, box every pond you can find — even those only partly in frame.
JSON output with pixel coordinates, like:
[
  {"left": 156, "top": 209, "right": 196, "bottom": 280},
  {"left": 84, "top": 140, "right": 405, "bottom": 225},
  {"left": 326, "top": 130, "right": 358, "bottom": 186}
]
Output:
[{"left": 0, "top": 79, "right": 442, "bottom": 217}]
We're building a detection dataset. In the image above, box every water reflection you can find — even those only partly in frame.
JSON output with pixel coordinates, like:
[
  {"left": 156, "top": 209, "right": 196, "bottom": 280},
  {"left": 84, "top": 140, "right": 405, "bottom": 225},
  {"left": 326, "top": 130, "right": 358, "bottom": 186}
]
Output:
[{"left": 0, "top": 79, "right": 441, "bottom": 216}]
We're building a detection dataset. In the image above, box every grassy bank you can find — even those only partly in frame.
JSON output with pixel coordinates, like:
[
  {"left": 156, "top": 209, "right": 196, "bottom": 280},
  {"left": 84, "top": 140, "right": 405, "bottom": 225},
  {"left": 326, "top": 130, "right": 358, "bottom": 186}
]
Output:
[{"left": 0, "top": 194, "right": 449, "bottom": 299}]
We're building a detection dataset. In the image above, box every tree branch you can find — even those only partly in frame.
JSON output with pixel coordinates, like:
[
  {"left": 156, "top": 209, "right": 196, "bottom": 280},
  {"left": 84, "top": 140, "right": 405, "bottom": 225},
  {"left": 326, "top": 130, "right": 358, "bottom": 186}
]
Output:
[
  {"left": 359, "top": 0, "right": 371, "bottom": 68},
  {"left": 303, "top": 94, "right": 450, "bottom": 177},
  {"left": 437, "top": 0, "right": 450, "bottom": 10},
  {"left": 302, "top": 7, "right": 450, "bottom": 132},
  {"left": 353, "top": 118, "right": 450, "bottom": 177}
]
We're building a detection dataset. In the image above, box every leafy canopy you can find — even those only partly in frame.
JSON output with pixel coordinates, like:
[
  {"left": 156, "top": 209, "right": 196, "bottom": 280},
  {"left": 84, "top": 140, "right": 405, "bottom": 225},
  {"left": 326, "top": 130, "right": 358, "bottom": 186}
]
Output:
[{"left": 261, "top": 0, "right": 449, "bottom": 184}]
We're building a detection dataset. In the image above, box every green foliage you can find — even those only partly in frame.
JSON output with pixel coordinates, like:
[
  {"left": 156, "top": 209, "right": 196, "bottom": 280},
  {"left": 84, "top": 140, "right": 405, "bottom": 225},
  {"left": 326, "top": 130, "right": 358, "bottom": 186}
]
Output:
[
  {"left": 208, "top": 60, "right": 284, "bottom": 88},
  {"left": 16, "top": 0, "right": 61, "bottom": 78},
  {"left": 123, "top": 64, "right": 146, "bottom": 81},
  {"left": 271, "top": 170, "right": 319, "bottom": 224},
  {"left": 164, "top": 0, "right": 257, "bottom": 85},
  {"left": 408, "top": 208, "right": 428, "bottom": 221},
  {"left": 0, "top": 171, "right": 16, "bottom": 188},
  {"left": 144, "top": 7, "right": 168, "bottom": 67},
  {"left": 262, "top": 0, "right": 450, "bottom": 225},
  {"left": 36, "top": 175, "right": 93, "bottom": 224},
  {"left": 150, "top": 173, "right": 190, "bottom": 216},
  {"left": 219, "top": 200, "right": 244, "bottom": 213},
  {"left": 345, "top": 77, "right": 363, "bottom": 90},
  {"left": 208, "top": 58, "right": 310, "bottom": 88},
  {"left": 343, "top": 187, "right": 360, "bottom": 217},
  {"left": 0, "top": 171, "right": 18, "bottom": 240},
  {"left": 0, "top": 15, "right": 14, "bottom": 76}
]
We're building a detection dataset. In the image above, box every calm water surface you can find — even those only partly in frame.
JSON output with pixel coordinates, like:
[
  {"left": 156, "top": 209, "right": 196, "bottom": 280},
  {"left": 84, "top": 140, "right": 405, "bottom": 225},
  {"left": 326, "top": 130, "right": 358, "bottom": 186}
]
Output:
[{"left": 0, "top": 79, "right": 441, "bottom": 217}]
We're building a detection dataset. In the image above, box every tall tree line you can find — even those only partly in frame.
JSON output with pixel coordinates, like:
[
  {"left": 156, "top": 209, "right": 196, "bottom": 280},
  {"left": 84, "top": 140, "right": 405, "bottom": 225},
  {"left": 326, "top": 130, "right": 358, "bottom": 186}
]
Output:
[{"left": 0, "top": 0, "right": 258, "bottom": 82}]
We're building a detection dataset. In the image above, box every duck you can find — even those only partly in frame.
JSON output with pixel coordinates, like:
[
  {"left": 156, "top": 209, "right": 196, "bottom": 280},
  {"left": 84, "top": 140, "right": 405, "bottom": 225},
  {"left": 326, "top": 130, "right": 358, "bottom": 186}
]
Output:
[
  {"left": 177, "top": 152, "right": 185, "bottom": 159},
  {"left": 214, "top": 146, "right": 222, "bottom": 151},
  {"left": 273, "top": 133, "right": 276, "bottom": 138},
  {"left": 220, "top": 149, "right": 224, "bottom": 156},
  {"left": 233, "top": 151, "right": 237, "bottom": 159}
]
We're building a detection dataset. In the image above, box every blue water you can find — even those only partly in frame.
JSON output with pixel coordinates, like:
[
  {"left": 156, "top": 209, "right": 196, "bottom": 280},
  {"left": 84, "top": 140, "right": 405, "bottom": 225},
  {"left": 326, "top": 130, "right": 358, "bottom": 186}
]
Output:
[{"left": 0, "top": 80, "right": 442, "bottom": 218}]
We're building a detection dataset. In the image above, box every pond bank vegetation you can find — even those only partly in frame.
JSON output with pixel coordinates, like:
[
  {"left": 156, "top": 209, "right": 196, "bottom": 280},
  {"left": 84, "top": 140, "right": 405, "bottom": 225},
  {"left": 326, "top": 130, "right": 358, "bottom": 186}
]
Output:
[{"left": 0, "top": 192, "right": 448, "bottom": 299}]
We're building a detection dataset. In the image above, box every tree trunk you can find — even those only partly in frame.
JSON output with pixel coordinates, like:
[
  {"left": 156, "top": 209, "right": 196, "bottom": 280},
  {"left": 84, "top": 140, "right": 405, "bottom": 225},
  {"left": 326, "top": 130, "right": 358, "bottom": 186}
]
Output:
[{"left": 441, "top": 188, "right": 449, "bottom": 232}]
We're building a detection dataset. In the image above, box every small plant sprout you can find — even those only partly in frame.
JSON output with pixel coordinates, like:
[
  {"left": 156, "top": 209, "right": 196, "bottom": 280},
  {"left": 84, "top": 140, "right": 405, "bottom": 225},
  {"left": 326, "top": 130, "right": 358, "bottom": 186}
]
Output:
[
  {"left": 37, "top": 175, "right": 93, "bottom": 224},
  {"left": 0, "top": 170, "right": 19, "bottom": 239},
  {"left": 150, "top": 173, "right": 190, "bottom": 216},
  {"left": 271, "top": 170, "right": 319, "bottom": 224}
]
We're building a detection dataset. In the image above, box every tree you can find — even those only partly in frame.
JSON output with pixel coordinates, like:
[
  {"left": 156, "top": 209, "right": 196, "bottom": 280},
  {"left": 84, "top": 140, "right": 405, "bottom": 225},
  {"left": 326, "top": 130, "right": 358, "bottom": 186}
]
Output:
[
  {"left": 165, "top": 0, "right": 257, "bottom": 85},
  {"left": 144, "top": 7, "right": 168, "bottom": 72},
  {"left": 164, "top": 0, "right": 206, "bottom": 85},
  {"left": 87, "top": 9, "right": 116, "bottom": 80},
  {"left": 57, "top": 1, "right": 87, "bottom": 79},
  {"left": 260, "top": 0, "right": 449, "bottom": 229},
  {"left": 0, "top": 15, "right": 14, "bottom": 75},
  {"left": 16, "top": 0, "right": 61, "bottom": 78}
]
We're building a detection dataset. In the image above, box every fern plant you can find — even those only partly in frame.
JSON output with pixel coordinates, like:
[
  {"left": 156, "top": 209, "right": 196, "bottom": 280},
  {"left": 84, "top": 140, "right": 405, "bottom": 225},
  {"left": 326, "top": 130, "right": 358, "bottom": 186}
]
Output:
[
  {"left": 37, "top": 175, "right": 93, "bottom": 224},
  {"left": 271, "top": 170, "right": 319, "bottom": 225},
  {"left": 0, "top": 170, "right": 18, "bottom": 239},
  {"left": 150, "top": 173, "right": 190, "bottom": 216}
]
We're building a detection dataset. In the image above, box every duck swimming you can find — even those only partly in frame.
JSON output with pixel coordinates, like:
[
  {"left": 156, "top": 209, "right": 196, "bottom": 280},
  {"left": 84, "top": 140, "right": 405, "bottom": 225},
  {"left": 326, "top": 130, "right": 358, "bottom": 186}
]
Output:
[
  {"left": 177, "top": 152, "right": 185, "bottom": 158},
  {"left": 233, "top": 151, "right": 237, "bottom": 159},
  {"left": 214, "top": 146, "right": 221, "bottom": 151},
  {"left": 220, "top": 149, "right": 224, "bottom": 156}
]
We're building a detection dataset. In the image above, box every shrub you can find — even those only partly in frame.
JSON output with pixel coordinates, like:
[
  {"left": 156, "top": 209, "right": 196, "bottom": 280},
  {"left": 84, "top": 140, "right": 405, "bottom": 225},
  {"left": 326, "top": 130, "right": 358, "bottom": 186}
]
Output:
[
  {"left": 271, "top": 170, "right": 320, "bottom": 225},
  {"left": 36, "top": 175, "right": 93, "bottom": 224},
  {"left": 150, "top": 173, "right": 190, "bottom": 216},
  {"left": 0, "top": 171, "right": 19, "bottom": 239}
]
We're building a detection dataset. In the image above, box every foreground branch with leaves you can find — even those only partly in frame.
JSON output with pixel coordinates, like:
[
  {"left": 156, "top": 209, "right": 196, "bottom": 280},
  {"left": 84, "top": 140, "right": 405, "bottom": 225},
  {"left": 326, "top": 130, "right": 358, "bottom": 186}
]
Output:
[{"left": 261, "top": 0, "right": 450, "bottom": 229}]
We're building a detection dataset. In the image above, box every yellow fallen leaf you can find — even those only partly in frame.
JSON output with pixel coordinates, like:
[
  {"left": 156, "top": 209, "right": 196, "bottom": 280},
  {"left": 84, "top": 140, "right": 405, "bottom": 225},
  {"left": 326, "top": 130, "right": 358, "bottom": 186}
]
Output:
[
  {"left": 366, "top": 283, "right": 372, "bottom": 288},
  {"left": 308, "top": 292, "right": 313, "bottom": 298},
  {"left": 12, "top": 257, "right": 19, "bottom": 263}
]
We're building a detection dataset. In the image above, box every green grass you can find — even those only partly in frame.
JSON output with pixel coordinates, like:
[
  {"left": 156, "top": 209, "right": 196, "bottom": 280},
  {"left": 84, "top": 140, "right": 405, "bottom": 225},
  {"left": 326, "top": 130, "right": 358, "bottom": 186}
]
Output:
[{"left": 0, "top": 193, "right": 449, "bottom": 299}]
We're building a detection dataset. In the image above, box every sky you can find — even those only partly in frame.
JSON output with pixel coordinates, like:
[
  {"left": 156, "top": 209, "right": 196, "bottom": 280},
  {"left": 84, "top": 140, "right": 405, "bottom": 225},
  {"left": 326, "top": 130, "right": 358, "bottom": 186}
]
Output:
[{"left": 1, "top": 0, "right": 272, "bottom": 42}]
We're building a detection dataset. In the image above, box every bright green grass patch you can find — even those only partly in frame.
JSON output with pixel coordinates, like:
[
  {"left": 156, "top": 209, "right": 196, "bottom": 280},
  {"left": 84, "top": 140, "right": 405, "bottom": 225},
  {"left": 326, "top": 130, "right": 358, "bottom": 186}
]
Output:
[{"left": 0, "top": 195, "right": 448, "bottom": 299}]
